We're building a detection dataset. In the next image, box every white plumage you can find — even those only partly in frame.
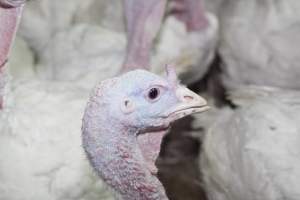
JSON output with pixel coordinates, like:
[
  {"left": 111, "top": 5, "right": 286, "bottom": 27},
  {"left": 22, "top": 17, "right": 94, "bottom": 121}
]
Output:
[
  {"left": 217, "top": 0, "right": 300, "bottom": 89},
  {"left": 153, "top": 12, "right": 218, "bottom": 84},
  {"left": 200, "top": 86, "right": 300, "bottom": 200},
  {"left": 17, "top": 0, "right": 218, "bottom": 84},
  {"left": 195, "top": 1, "right": 300, "bottom": 199},
  {"left": 0, "top": 1, "right": 219, "bottom": 199},
  {"left": 0, "top": 76, "right": 115, "bottom": 200}
]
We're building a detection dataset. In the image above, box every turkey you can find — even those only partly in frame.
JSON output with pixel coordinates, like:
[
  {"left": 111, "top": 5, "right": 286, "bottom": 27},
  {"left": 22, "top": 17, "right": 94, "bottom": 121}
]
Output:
[
  {"left": 0, "top": 81, "right": 119, "bottom": 200},
  {"left": 123, "top": 0, "right": 218, "bottom": 85},
  {"left": 0, "top": 1, "right": 215, "bottom": 199},
  {"left": 200, "top": 86, "right": 300, "bottom": 200},
  {"left": 82, "top": 65, "right": 209, "bottom": 199},
  {"left": 16, "top": 0, "right": 218, "bottom": 85},
  {"left": 0, "top": 2, "right": 114, "bottom": 200},
  {"left": 193, "top": 1, "right": 300, "bottom": 199},
  {"left": 216, "top": 0, "right": 300, "bottom": 90},
  {"left": 17, "top": 0, "right": 125, "bottom": 87}
]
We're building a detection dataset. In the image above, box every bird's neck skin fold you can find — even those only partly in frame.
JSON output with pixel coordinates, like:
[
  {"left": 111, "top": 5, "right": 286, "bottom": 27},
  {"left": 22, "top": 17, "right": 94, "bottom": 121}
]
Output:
[{"left": 82, "top": 115, "right": 168, "bottom": 200}]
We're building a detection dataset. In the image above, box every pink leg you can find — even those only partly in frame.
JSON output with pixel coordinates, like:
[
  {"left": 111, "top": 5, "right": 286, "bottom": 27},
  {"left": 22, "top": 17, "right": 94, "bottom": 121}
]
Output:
[
  {"left": 122, "top": 0, "right": 167, "bottom": 72},
  {"left": 170, "top": 0, "right": 208, "bottom": 32},
  {"left": 0, "top": 0, "right": 24, "bottom": 109}
]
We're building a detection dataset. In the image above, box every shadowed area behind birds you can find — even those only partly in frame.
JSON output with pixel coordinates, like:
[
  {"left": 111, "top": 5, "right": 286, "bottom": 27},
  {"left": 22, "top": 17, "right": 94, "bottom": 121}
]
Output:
[{"left": 157, "top": 115, "right": 207, "bottom": 200}]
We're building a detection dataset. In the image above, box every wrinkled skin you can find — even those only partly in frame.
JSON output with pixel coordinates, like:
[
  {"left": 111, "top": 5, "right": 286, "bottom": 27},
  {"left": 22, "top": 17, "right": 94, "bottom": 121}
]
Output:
[{"left": 82, "top": 66, "right": 209, "bottom": 199}]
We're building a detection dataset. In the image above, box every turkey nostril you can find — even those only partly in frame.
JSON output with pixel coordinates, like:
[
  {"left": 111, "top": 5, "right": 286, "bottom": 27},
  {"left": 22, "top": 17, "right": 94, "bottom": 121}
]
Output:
[{"left": 184, "top": 95, "right": 194, "bottom": 102}]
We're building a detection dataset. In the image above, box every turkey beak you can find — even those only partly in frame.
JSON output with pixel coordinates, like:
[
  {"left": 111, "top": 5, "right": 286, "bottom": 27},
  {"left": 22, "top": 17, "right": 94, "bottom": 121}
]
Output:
[{"left": 162, "top": 86, "right": 209, "bottom": 121}]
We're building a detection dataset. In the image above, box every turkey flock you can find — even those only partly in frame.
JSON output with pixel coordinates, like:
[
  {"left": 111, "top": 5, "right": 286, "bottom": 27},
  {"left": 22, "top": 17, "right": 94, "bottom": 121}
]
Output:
[{"left": 0, "top": 0, "right": 300, "bottom": 200}]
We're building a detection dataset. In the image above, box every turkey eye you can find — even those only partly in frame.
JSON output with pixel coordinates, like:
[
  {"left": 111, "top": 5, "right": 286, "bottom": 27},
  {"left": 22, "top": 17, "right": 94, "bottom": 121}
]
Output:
[{"left": 148, "top": 88, "right": 160, "bottom": 100}]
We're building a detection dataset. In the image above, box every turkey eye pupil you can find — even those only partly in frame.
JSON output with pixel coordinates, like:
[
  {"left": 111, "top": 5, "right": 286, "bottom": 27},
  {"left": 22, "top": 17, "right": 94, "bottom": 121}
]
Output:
[{"left": 148, "top": 88, "right": 159, "bottom": 99}]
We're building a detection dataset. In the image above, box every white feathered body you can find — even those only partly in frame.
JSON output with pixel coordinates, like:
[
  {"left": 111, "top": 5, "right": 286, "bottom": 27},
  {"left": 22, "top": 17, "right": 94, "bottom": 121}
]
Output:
[
  {"left": 200, "top": 87, "right": 300, "bottom": 200},
  {"left": 0, "top": 79, "right": 114, "bottom": 200},
  {"left": 218, "top": 0, "right": 300, "bottom": 89},
  {"left": 153, "top": 12, "right": 218, "bottom": 84}
]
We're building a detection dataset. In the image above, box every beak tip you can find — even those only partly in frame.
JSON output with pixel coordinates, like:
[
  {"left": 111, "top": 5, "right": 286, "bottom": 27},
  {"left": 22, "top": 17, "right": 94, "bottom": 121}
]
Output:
[
  {"left": 198, "top": 96, "right": 208, "bottom": 106},
  {"left": 205, "top": 106, "right": 211, "bottom": 111}
]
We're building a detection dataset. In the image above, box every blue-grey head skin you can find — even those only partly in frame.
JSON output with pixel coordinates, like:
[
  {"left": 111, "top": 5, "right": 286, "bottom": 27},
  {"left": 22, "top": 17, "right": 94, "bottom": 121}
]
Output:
[{"left": 82, "top": 65, "right": 209, "bottom": 200}]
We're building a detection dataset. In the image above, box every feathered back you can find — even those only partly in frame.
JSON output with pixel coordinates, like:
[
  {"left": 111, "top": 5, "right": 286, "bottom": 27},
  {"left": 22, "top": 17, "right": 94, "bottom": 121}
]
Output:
[
  {"left": 227, "top": 85, "right": 300, "bottom": 107},
  {"left": 201, "top": 85, "right": 300, "bottom": 200}
]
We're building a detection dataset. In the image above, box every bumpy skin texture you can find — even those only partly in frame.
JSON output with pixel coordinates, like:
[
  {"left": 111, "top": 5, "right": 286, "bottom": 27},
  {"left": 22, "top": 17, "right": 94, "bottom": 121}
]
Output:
[
  {"left": 82, "top": 68, "right": 208, "bottom": 199},
  {"left": 82, "top": 74, "right": 169, "bottom": 200}
]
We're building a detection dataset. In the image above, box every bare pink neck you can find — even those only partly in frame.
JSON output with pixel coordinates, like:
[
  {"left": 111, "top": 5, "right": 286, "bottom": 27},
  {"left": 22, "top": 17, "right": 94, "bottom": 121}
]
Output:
[
  {"left": 185, "top": 0, "right": 209, "bottom": 31},
  {"left": 170, "top": 0, "right": 209, "bottom": 32},
  {"left": 0, "top": 3, "right": 23, "bottom": 109},
  {"left": 0, "top": 5, "right": 23, "bottom": 66},
  {"left": 82, "top": 114, "right": 168, "bottom": 200},
  {"left": 122, "top": 0, "right": 167, "bottom": 72}
]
